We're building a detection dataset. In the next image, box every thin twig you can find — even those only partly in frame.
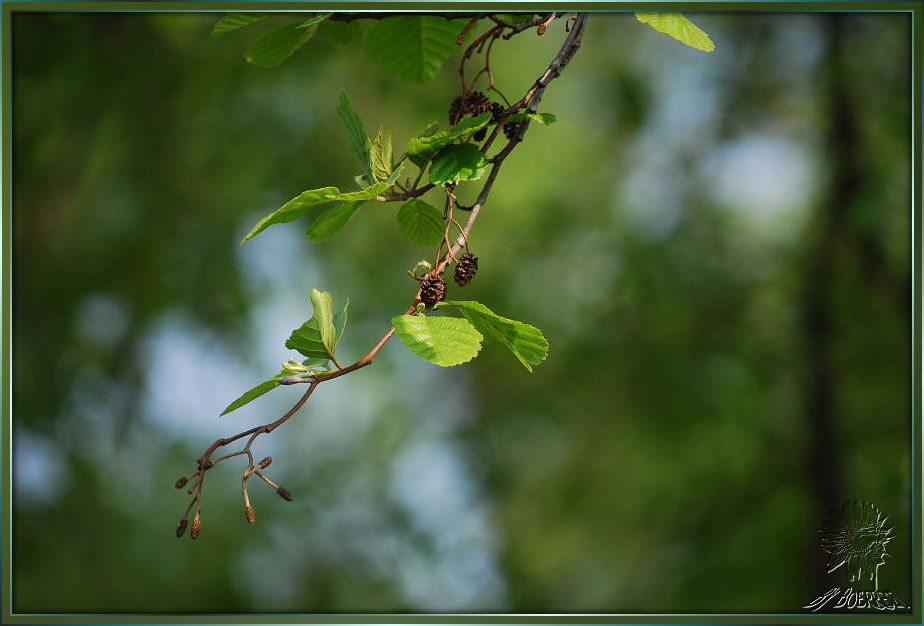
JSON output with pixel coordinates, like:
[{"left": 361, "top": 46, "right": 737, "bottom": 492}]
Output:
[{"left": 177, "top": 13, "right": 588, "bottom": 537}]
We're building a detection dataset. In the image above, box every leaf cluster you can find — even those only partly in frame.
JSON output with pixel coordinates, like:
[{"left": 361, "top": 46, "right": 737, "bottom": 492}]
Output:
[
  {"left": 241, "top": 90, "right": 550, "bottom": 248},
  {"left": 213, "top": 13, "right": 477, "bottom": 81},
  {"left": 222, "top": 291, "right": 549, "bottom": 415},
  {"left": 212, "top": 11, "right": 713, "bottom": 77},
  {"left": 221, "top": 289, "right": 348, "bottom": 415},
  {"left": 215, "top": 10, "right": 714, "bottom": 412}
]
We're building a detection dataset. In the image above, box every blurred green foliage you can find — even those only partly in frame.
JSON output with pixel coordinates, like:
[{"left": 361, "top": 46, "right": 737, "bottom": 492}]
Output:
[{"left": 11, "top": 11, "right": 912, "bottom": 614}]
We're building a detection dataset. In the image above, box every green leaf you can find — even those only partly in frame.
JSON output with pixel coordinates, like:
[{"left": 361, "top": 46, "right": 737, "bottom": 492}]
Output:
[
  {"left": 306, "top": 201, "right": 365, "bottom": 242},
  {"left": 242, "top": 186, "right": 339, "bottom": 242},
  {"left": 337, "top": 91, "right": 374, "bottom": 181},
  {"left": 322, "top": 19, "right": 363, "bottom": 46},
  {"left": 363, "top": 16, "right": 466, "bottom": 84},
  {"left": 285, "top": 289, "right": 341, "bottom": 360},
  {"left": 281, "top": 356, "right": 329, "bottom": 374},
  {"left": 436, "top": 301, "right": 549, "bottom": 371},
  {"left": 212, "top": 13, "right": 269, "bottom": 37},
  {"left": 429, "top": 144, "right": 489, "bottom": 185},
  {"left": 310, "top": 288, "right": 337, "bottom": 356},
  {"left": 295, "top": 13, "right": 333, "bottom": 29},
  {"left": 245, "top": 19, "right": 321, "bottom": 67},
  {"left": 220, "top": 378, "right": 280, "bottom": 416},
  {"left": 506, "top": 112, "right": 557, "bottom": 125},
  {"left": 371, "top": 126, "right": 393, "bottom": 182},
  {"left": 333, "top": 298, "right": 349, "bottom": 346},
  {"left": 324, "top": 163, "right": 404, "bottom": 202},
  {"left": 397, "top": 198, "right": 444, "bottom": 246},
  {"left": 407, "top": 112, "right": 492, "bottom": 167},
  {"left": 301, "top": 356, "right": 331, "bottom": 370},
  {"left": 635, "top": 13, "right": 715, "bottom": 52},
  {"left": 392, "top": 314, "right": 483, "bottom": 367},
  {"left": 420, "top": 120, "right": 441, "bottom": 137}
]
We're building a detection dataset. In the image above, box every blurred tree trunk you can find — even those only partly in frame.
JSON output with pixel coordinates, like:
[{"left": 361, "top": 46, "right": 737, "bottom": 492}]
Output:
[{"left": 801, "top": 14, "right": 855, "bottom": 593}]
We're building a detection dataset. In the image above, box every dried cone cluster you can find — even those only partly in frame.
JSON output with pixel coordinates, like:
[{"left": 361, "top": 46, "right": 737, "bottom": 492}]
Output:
[
  {"left": 449, "top": 92, "right": 507, "bottom": 142},
  {"left": 454, "top": 253, "right": 479, "bottom": 287},
  {"left": 420, "top": 274, "right": 447, "bottom": 308},
  {"left": 503, "top": 121, "right": 522, "bottom": 141}
]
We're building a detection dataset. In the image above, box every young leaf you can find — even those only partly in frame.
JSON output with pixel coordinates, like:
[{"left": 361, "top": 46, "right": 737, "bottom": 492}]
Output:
[
  {"left": 429, "top": 144, "right": 489, "bottom": 185},
  {"left": 282, "top": 357, "right": 327, "bottom": 374},
  {"left": 407, "top": 112, "right": 492, "bottom": 167},
  {"left": 392, "top": 314, "right": 483, "bottom": 367},
  {"left": 333, "top": 297, "right": 349, "bottom": 347},
  {"left": 286, "top": 289, "right": 340, "bottom": 360},
  {"left": 212, "top": 13, "right": 269, "bottom": 37},
  {"left": 324, "top": 164, "right": 404, "bottom": 202},
  {"left": 306, "top": 201, "right": 365, "bottom": 242},
  {"left": 221, "top": 379, "right": 280, "bottom": 416},
  {"left": 286, "top": 320, "right": 328, "bottom": 360},
  {"left": 420, "top": 120, "right": 441, "bottom": 137},
  {"left": 635, "top": 13, "right": 715, "bottom": 52},
  {"left": 371, "top": 126, "right": 393, "bottom": 182},
  {"left": 321, "top": 19, "right": 363, "bottom": 46},
  {"left": 362, "top": 16, "right": 467, "bottom": 84},
  {"left": 295, "top": 13, "right": 333, "bottom": 29},
  {"left": 337, "top": 91, "right": 374, "bottom": 182},
  {"left": 397, "top": 198, "right": 444, "bottom": 247},
  {"left": 436, "top": 301, "right": 549, "bottom": 371},
  {"left": 242, "top": 186, "right": 339, "bottom": 243},
  {"left": 245, "top": 19, "right": 321, "bottom": 67},
  {"left": 301, "top": 356, "right": 331, "bottom": 370},
  {"left": 506, "top": 112, "right": 557, "bottom": 125},
  {"left": 309, "top": 288, "right": 337, "bottom": 356}
]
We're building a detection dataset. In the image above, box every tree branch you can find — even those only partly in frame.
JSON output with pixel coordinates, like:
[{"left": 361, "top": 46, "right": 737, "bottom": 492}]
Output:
[{"left": 176, "top": 13, "right": 588, "bottom": 539}]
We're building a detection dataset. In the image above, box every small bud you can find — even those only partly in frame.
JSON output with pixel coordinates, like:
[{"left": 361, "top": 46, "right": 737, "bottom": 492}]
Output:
[
  {"left": 537, "top": 22, "right": 548, "bottom": 35},
  {"left": 276, "top": 486, "right": 294, "bottom": 502},
  {"left": 176, "top": 519, "right": 188, "bottom": 538},
  {"left": 175, "top": 476, "right": 189, "bottom": 489},
  {"left": 282, "top": 360, "right": 309, "bottom": 373},
  {"left": 246, "top": 505, "right": 256, "bottom": 525},
  {"left": 258, "top": 457, "right": 273, "bottom": 469},
  {"left": 190, "top": 518, "right": 202, "bottom": 539}
]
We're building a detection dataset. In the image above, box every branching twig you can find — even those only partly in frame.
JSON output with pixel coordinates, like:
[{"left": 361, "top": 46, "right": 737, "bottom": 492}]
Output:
[{"left": 176, "top": 12, "right": 587, "bottom": 539}]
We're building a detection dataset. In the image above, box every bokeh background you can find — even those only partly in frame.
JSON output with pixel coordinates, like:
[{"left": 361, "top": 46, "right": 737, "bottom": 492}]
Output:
[{"left": 11, "top": 10, "right": 913, "bottom": 613}]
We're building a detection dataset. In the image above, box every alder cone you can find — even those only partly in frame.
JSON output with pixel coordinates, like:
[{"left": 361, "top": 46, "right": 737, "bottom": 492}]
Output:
[
  {"left": 420, "top": 274, "right": 447, "bottom": 307},
  {"left": 465, "top": 91, "right": 491, "bottom": 115},
  {"left": 448, "top": 96, "right": 463, "bottom": 125},
  {"left": 503, "top": 121, "right": 522, "bottom": 141},
  {"left": 454, "top": 253, "right": 479, "bottom": 286},
  {"left": 449, "top": 91, "right": 494, "bottom": 127},
  {"left": 490, "top": 102, "right": 505, "bottom": 123}
]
